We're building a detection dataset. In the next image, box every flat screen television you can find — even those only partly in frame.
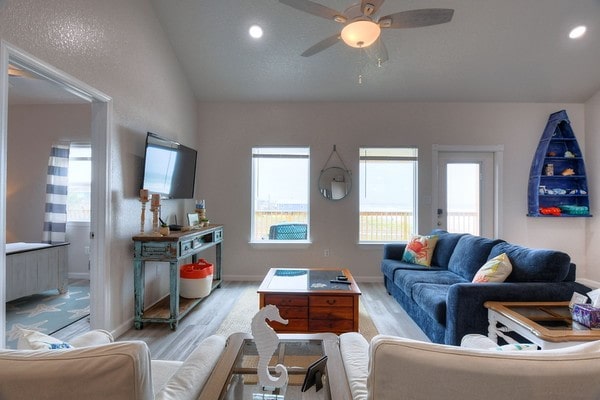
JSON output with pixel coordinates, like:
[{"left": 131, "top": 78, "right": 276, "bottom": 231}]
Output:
[{"left": 141, "top": 132, "right": 197, "bottom": 199}]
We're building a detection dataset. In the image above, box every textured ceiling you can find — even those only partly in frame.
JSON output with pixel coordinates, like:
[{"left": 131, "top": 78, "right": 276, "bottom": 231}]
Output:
[{"left": 150, "top": 0, "right": 600, "bottom": 103}]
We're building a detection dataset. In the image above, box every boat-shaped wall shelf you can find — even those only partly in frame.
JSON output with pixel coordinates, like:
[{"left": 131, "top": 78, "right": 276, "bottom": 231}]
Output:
[{"left": 527, "top": 110, "right": 592, "bottom": 217}]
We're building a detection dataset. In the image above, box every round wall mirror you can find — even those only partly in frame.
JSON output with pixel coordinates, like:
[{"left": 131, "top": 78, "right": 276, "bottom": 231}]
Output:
[{"left": 319, "top": 167, "right": 352, "bottom": 200}]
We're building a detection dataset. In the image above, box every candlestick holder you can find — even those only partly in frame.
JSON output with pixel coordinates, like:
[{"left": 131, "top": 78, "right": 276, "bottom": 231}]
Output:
[
  {"left": 151, "top": 205, "right": 161, "bottom": 236},
  {"left": 139, "top": 199, "right": 149, "bottom": 234}
]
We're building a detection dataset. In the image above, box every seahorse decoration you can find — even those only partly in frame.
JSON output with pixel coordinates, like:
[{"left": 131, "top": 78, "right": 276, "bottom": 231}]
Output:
[{"left": 251, "top": 304, "right": 289, "bottom": 389}]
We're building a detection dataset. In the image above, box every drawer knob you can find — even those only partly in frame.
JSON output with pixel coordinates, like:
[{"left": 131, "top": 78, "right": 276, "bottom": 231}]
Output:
[{"left": 327, "top": 299, "right": 336, "bottom": 305}]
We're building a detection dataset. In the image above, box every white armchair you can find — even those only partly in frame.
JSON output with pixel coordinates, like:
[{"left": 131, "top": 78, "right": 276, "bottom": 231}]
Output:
[
  {"left": 0, "top": 329, "right": 226, "bottom": 400},
  {"left": 340, "top": 333, "right": 600, "bottom": 400}
]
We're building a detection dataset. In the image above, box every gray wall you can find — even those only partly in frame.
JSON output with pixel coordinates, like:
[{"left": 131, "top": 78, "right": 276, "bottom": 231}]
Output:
[
  {"left": 1, "top": 0, "right": 198, "bottom": 332},
  {"left": 197, "top": 102, "right": 590, "bottom": 280}
]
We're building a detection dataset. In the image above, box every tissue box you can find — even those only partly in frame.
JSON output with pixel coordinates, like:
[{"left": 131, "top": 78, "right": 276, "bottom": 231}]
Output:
[{"left": 572, "top": 304, "right": 600, "bottom": 329}]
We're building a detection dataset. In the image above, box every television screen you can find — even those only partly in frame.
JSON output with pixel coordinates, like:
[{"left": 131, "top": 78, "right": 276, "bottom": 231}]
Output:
[{"left": 141, "top": 132, "right": 197, "bottom": 199}]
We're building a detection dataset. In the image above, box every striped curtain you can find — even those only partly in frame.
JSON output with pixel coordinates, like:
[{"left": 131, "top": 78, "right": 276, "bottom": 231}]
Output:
[{"left": 42, "top": 143, "right": 70, "bottom": 244}]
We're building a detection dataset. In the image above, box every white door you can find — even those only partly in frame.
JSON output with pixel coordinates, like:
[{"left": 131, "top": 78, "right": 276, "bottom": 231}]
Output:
[{"left": 436, "top": 151, "right": 496, "bottom": 237}]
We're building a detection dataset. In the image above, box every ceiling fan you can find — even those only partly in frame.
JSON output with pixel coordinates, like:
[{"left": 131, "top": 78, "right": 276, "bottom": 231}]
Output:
[
  {"left": 279, "top": 0, "right": 454, "bottom": 64},
  {"left": 8, "top": 64, "right": 37, "bottom": 79}
]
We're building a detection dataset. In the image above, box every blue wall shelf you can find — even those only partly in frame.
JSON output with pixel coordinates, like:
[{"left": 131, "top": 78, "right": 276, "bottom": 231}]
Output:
[{"left": 527, "top": 110, "right": 591, "bottom": 217}]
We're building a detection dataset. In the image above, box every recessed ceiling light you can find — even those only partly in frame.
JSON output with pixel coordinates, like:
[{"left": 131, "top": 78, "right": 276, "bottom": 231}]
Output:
[
  {"left": 249, "top": 25, "right": 263, "bottom": 39},
  {"left": 569, "top": 25, "right": 586, "bottom": 39}
]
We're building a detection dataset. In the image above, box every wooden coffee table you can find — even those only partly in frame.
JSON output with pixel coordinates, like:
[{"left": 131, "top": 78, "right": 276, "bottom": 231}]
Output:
[
  {"left": 258, "top": 268, "right": 361, "bottom": 335},
  {"left": 485, "top": 301, "right": 600, "bottom": 349},
  {"left": 198, "top": 332, "right": 352, "bottom": 400}
]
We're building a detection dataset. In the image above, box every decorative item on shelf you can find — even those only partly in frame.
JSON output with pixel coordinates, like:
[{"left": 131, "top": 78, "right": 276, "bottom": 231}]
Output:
[
  {"left": 539, "top": 207, "right": 561, "bottom": 216},
  {"left": 195, "top": 199, "right": 208, "bottom": 226},
  {"left": 139, "top": 189, "right": 149, "bottom": 235},
  {"left": 544, "top": 163, "right": 554, "bottom": 176},
  {"left": 546, "top": 151, "right": 557, "bottom": 157},
  {"left": 251, "top": 305, "right": 289, "bottom": 395},
  {"left": 159, "top": 218, "right": 170, "bottom": 236},
  {"left": 564, "top": 151, "right": 576, "bottom": 158},
  {"left": 187, "top": 212, "right": 200, "bottom": 228},
  {"left": 150, "top": 193, "right": 161, "bottom": 236},
  {"left": 561, "top": 168, "right": 575, "bottom": 176}
]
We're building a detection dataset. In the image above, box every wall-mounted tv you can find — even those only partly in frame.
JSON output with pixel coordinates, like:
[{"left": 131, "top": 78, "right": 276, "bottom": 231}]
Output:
[{"left": 141, "top": 132, "right": 197, "bottom": 199}]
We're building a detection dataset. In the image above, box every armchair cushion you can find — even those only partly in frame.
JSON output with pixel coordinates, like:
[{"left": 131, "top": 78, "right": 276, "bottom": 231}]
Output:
[
  {"left": 341, "top": 333, "right": 600, "bottom": 400},
  {"left": 155, "top": 334, "right": 226, "bottom": 400},
  {"left": 0, "top": 341, "right": 154, "bottom": 400}
]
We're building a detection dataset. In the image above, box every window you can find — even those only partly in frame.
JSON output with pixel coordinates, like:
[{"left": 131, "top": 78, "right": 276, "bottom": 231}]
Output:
[
  {"left": 67, "top": 143, "right": 92, "bottom": 222},
  {"left": 251, "top": 147, "right": 310, "bottom": 242},
  {"left": 359, "top": 147, "right": 418, "bottom": 242}
]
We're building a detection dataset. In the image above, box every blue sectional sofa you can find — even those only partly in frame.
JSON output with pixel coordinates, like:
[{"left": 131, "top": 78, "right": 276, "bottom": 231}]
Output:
[{"left": 381, "top": 230, "right": 591, "bottom": 346}]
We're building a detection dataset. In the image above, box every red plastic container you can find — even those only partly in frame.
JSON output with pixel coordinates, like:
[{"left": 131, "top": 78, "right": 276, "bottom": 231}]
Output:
[{"left": 180, "top": 259, "right": 213, "bottom": 298}]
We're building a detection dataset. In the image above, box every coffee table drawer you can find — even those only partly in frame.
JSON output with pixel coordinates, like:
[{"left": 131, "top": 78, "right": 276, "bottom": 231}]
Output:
[
  {"left": 309, "top": 319, "right": 354, "bottom": 332},
  {"left": 264, "top": 294, "right": 308, "bottom": 307},
  {"left": 311, "top": 306, "right": 353, "bottom": 320},
  {"left": 310, "top": 295, "right": 353, "bottom": 308}
]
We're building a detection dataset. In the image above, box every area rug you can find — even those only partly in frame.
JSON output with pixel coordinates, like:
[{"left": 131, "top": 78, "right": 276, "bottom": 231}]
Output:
[
  {"left": 215, "top": 285, "right": 379, "bottom": 341},
  {"left": 5, "top": 282, "right": 90, "bottom": 349}
]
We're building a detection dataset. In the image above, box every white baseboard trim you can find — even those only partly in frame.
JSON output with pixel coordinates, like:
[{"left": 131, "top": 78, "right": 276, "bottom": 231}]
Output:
[
  {"left": 68, "top": 272, "right": 90, "bottom": 280},
  {"left": 578, "top": 278, "right": 600, "bottom": 289}
]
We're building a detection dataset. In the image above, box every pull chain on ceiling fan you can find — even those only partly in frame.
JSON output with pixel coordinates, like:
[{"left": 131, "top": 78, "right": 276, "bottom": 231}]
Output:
[{"left": 279, "top": 0, "right": 454, "bottom": 64}]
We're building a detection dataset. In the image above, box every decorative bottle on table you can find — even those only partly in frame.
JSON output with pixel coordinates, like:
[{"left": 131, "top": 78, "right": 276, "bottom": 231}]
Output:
[{"left": 196, "top": 199, "right": 209, "bottom": 227}]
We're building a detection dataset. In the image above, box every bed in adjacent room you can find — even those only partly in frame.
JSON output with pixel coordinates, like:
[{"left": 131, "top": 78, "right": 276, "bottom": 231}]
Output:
[{"left": 5, "top": 242, "right": 69, "bottom": 301}]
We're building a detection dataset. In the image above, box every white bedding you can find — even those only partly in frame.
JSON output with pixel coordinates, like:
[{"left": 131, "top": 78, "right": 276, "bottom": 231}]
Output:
[{"left": 6, "top": 242, "right": 51, "bottom": 254}]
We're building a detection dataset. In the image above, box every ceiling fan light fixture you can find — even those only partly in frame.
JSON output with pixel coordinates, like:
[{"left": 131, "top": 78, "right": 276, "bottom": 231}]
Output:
[{"left": 341, "top": 20, "right": 381, "bottom": 48}]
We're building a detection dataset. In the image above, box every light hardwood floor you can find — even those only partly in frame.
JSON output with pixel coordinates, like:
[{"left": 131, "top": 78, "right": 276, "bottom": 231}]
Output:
[{"left": 55, "top": 281, "right": 429, "bottom": 361}]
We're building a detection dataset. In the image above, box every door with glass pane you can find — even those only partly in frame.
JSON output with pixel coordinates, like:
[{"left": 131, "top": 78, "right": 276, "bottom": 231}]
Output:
[{"left": 437, "top": 152, "right": 494, "bottom": 237}]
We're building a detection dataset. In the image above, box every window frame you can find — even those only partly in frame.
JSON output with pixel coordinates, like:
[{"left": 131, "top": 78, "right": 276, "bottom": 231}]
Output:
[
  {"left": 358, "top": 147, "right": 418, "bottom": 244},
  {"left": 250, "top": 146, "right": 311, "bottom": 245},
  {"left": 66, "top": 142, "right": 92, "bottom": 223}
]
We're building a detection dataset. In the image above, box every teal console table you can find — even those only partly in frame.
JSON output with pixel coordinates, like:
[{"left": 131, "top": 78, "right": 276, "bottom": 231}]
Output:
[{"left": 132, "top": 225, "right": 223, "bottom": 330}]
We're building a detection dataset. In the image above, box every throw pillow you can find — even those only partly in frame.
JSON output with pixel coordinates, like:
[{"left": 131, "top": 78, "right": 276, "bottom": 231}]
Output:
[
  {"left": 17, "top": 328, "right": 73, "bottom": 350},
  {"left": 401, "top": 235, "right": 439, "bottom": 267},
  {"left": 494, "top": 343, "right": 538, "bottom": 351},
  {"left": 472, "top": 253, "right": 513, "bottom": 283}
]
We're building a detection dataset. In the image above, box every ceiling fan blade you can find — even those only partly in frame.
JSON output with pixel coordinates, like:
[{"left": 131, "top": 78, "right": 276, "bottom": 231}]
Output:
[
  {"left": 301, "top": 34, "right": 340, "bottom": 57},
  {"left": 379, "top": 8, "right": 454, "bottom": 29},
  {"left": 361, "top": 0, "right": 385, "bottom": 17},
  {"left": 364, "top": 38, "right": 388, "bottom": 65},
  {"left": 374, "top": 38, "right": 388, "bottom": 65},
  {"left": 279, "top": 0, "right": 346, "bottom": 23},
  {"left": 8, "top": 64, "right": 37, "bottom": 79}
]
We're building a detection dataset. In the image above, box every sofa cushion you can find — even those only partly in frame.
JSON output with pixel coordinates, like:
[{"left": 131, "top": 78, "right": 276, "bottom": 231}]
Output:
[
  {"left": 448, "top": 235, "right": 504, "bottom": 281},
  {"left": 402, "top": 234, "right": 439, "bottom": 266},
  {"left": 489, "top": 242, "right": 571, "bottom": 282},
  {"left": 381, "top": 259, "right": 445, "bottom": 281},
  {"left": 393, "top": 269, "right": 467, "bottom": 298},
  {"left": 472, "top": 253, "right": 512, "bottom": 283},
  {"left": 412, "top": 283, "right": 450, "bottom": 324},
  {"left": 430, "top": 231, "right": 467, "bottom": 268}
]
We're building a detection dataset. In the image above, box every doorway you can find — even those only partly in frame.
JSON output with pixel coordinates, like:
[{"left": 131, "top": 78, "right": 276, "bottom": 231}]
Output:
[
  {"left": 0, "top": 42, "right": 112, "bottom": 348},
  {"left": 432, "top": 145, "right": 503, "bottom": 238}
]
